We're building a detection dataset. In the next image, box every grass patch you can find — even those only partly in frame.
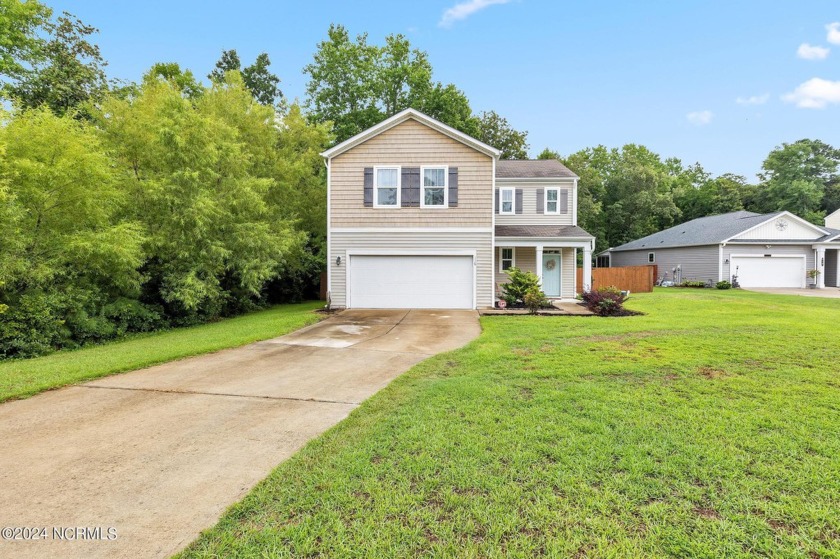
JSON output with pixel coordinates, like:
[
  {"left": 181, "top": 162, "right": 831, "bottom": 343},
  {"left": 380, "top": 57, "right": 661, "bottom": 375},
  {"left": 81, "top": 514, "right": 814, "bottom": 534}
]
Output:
[
  {"left": 0, "top": 301, "right": 323, "bottom": 403},
  {"left": 179, "top": 289, "right": 840, "bottom": 559}
]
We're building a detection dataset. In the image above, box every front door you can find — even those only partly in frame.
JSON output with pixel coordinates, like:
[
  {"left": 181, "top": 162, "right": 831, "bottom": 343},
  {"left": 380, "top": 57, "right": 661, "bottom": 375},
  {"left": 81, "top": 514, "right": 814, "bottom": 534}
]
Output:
[{"left": 542, "top": 253, "right": 561, "bottom": 297}]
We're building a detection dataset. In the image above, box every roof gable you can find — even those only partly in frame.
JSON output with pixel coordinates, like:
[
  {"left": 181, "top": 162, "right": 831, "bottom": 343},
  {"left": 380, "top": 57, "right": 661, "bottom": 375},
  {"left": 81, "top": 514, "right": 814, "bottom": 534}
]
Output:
[
  {"left": 729, "top": 211, "right": 828, "bottom": 242},
  {"left": 320, "top": 108, "right": 500, "bottom": 160}
]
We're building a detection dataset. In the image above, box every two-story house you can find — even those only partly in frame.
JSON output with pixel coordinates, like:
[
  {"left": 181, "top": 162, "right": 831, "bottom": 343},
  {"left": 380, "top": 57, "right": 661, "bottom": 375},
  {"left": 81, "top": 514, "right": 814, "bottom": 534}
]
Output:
[{"left": 321, "top": 109, "right": 595, "bottom": 309}]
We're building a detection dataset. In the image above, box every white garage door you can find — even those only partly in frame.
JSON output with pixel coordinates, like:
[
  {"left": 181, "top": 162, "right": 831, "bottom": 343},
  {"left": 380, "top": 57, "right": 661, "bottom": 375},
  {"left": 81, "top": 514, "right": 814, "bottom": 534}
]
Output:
[
  {"left": 349, "top": 255, "right": 474, "bottom": 309},
  {"left": 732, "top": 255, "right": 806, "bottom": 288}
]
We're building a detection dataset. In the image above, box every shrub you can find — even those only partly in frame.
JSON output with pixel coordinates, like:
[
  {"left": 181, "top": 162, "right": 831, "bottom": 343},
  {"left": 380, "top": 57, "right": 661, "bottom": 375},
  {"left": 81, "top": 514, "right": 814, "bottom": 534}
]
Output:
[
  {"left": 716, "top": 280, "right": 732, "bottom": 290},
  {"left": 523, "top": 285, "right": 548, "bottom": 314},
  {"left": 581, "top": 286, "right": 629, "bottom": 317},
  {"left": 103, "top": 298, "right": 165, "bottom": 336},
  {"left": 679, "top": 280, "right": 707, "bottom": 288},
  {"left": 500, "top": 267, "right": 542, "bottom": 306}
]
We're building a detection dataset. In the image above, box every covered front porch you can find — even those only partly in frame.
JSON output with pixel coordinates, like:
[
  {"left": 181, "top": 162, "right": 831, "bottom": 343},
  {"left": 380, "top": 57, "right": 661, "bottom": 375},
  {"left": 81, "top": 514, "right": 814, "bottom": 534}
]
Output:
[{"left": 494, "top": 225, "right": 594, "bottom": 301}]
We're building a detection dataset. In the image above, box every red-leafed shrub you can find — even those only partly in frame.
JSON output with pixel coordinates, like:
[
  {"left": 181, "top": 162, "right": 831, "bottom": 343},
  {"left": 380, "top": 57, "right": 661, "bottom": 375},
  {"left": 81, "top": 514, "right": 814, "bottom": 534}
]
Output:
[{"left": 581, "top": 286, "right": 634, "bottom": 317}]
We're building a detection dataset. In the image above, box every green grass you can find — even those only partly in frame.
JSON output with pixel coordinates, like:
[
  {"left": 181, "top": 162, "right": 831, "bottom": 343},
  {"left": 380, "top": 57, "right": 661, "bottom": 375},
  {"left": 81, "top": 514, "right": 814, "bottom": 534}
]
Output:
[
  {"left": 178, "top": 289, "right": 840, "bottom": 559},
  {"left": 0, "top": 301, "right": 323, "bottom": 403}
]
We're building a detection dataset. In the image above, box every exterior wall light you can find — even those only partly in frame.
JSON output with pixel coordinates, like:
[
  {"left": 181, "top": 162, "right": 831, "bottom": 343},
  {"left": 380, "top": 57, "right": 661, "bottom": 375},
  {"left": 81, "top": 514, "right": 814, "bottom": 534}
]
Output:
[{"left": 336, "top": 256, "right": 342, "bottom": 266}]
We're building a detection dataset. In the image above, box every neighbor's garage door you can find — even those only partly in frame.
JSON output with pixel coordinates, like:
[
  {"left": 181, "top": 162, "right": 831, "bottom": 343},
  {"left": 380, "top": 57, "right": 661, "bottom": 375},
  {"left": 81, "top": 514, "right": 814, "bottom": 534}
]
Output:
[
  {"left": 731, "top": 255, "right": 806, "bottom": 288},
  {"left": 349, "top": 255, "right": 473, "bottom": 309}
]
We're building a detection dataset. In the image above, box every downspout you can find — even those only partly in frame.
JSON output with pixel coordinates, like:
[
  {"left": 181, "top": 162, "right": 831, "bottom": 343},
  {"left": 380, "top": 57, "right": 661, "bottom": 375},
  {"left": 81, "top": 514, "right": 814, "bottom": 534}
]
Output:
[{"left": 324, "top": 157, "right": 331, "bottom": 306}]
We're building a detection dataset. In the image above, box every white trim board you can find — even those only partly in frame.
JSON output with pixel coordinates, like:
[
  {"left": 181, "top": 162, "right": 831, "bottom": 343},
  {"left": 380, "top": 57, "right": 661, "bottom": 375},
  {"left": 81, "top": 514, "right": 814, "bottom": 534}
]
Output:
[{"left": 332, "top": 227, "right": 492, "bottom": 233}]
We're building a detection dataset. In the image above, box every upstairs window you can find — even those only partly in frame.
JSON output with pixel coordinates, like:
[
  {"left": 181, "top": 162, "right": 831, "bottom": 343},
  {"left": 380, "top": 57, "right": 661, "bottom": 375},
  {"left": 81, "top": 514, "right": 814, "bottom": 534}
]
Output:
[
  {"left": 545, "top": 188, "right": 559, "bottom": 214},
  {"left": 421, "top": 166, "right": 447, "bottom": 207},
  {"left": 500, "top": 187, "right": 515, "bottom": 214},
  {"left": 375, "top": 167, "right": 400, "bottom": 207},
  {"left": 648, "top": 252, "right": 655, "bottom": 263}
]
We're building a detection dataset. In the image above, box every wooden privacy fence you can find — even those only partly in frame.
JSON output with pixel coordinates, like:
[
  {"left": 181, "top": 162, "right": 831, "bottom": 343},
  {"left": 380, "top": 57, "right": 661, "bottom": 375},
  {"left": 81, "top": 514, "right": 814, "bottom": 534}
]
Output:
[{"left": 576, "top": 265, "right": 657, "bottom": 294}]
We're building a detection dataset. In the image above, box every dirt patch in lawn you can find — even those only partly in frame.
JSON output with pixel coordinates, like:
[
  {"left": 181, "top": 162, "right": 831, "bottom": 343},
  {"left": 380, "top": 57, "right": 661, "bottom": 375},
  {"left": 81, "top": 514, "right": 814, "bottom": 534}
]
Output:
[{"left": 697, "top": 366, "right": 728, "bottom": 379}]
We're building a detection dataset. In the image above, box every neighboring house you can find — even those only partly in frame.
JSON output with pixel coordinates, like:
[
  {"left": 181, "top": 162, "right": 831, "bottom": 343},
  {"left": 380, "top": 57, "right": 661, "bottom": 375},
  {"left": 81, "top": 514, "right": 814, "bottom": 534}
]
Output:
[
  {"left": 320, "top": 108, "right": 595, "bottom": 309},
  {"left": 598, "top": 210, "right": 840, "bottom": 288}
]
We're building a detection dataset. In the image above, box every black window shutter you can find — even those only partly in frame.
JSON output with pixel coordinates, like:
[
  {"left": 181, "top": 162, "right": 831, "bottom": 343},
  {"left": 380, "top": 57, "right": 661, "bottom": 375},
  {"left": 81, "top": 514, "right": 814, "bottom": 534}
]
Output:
[
  {"left": 363, "top": 167, "right": 373, "bottom": 207},
  {"left": 495, "top": 189, "right": 500, "bottom": 214},
  {"left": 401, "top": 167, "right": 420, "bottom": 207},
  {"left": 515, "top": 188, "right": 523, "bottom": 214},
  {"left": 536, "top": 188, "right": 544, "bottom": 214},
  {"left": 448, "top": 167, "right": 458, "bottom": 207},
  {"left": 560, "top": 189, "right": 569, "bottom": 214}
]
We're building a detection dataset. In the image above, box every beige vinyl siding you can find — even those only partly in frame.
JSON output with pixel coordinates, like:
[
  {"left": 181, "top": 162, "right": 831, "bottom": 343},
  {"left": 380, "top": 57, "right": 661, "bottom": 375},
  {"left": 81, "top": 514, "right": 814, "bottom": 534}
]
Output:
[
  {"left": 494, "top": 247, "right": 536, "bottom": 289},
  {"left": 330, "top": 230, "right": 493, "bottom": 308},
  {"left": 494, "top": 246, "right": 576, "bottom": 299},
  {"left": 330, "top": 119, "right": 493, "bottom": 228},
  {"left": 722, "top": 244, "right": 814, "bottom": 283},
  {"left": 495, "top": 181, "right": 575, "bottom": 226},
  {"left": 611, "top": 245, "right": 720, "bottom": 283}
]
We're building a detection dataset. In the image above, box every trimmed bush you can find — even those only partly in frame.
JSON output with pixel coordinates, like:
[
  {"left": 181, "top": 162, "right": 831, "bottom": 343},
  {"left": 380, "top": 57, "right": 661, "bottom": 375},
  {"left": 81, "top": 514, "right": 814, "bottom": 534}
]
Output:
[
  {"left": 716, "top": 281, "right": 732, "bottom": 290},
  {"left": 501, "top": 267, "right": 542, "bottom": 307},
  {"left": 679, "top": 280, "right": 707, "bottom": 288},
  {"left": 581, "top": 286, "right": 631, "bottom": 317}
]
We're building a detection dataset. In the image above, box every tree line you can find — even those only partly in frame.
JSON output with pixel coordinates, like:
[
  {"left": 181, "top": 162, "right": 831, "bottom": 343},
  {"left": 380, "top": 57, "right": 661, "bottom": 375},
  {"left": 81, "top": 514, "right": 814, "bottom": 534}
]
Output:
[{"left": 1, "top": 0, "right": 837, "bottom": 357}]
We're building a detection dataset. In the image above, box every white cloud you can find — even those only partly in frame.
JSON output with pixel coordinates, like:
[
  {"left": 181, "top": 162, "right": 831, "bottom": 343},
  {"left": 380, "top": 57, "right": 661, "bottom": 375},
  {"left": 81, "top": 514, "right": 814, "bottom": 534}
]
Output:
[
  {"left": 797, "top": 43, "right": 830, "bottom": 60},
  {"left": 686, "top": 110, "right": 713, "bottom": 126},
  {"left": 438, "top": 0, "right": 511, "bottom": 28},
  {"left": 827, "top": 22, "right": 840, "bottom": 45},
  {"left": 782, "top": 77, "right": 840, "bottom": 109},
  {"left": 736, "top": 94, "right": 770, "bottom": 106}
]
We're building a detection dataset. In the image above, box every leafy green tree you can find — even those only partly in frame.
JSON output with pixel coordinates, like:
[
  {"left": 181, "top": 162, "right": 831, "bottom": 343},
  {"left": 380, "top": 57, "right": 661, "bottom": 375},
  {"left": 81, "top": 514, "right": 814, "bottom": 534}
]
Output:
[
  {"left": 304, "top": 25, "right": 382, "bottom": 142},
  {"left": 209, "top": 49, "right": 282, "bottom": 106},
  {"left": 304, "top": 25, "right": 525, "bottom": 147},
  {"left": 6, "top": 11, "right": 108, "bottom": 117},
  {"left": 145, "top": 62, "right": 203, "bottom": 99},
  {"left": 0, "top": 0, "right": 51, "bottom": 83},
  {"left": 208, "top": 49, "right": 241, "bottom": 82},
  {"left": 750, "top": 139, "right": 840, "bottom": 222},
  {"left": 0, "top": 107, "right": 145, "bottom": 356},
  {"left": 475, "top": 110, "right": 528, "bottom": 159},
  {"left": 241, "top": 52, "right": 282, "bottom": 105},
  {"left": 99, "top": 74, "right": 303, "bottom": 319}
]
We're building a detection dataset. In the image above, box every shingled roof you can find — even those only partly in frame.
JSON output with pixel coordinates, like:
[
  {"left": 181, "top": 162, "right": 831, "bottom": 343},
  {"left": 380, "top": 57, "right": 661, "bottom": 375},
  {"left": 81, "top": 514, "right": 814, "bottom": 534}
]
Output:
[
  {"left": 495, "top": 225, "right": 594, "bottom": 239},
  {"left": 609, "top": 211, "right": 782, "bottom": 251},
  {"left": 496, "top": 159, "right": 578, "bottom": 179}
]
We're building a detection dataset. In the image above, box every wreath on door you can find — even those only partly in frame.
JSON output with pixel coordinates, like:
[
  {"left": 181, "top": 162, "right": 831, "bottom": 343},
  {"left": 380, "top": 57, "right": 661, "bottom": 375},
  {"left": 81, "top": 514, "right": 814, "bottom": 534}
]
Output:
[{"left": 545, "top": 259, "right": 556, "bottom": 271}]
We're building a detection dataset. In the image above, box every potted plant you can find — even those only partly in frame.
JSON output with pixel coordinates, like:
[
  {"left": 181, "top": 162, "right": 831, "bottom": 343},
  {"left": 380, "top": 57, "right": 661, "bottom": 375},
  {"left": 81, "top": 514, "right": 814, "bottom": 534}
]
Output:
[{"left": 807, "top": 269, "right": 821, "bottom": 288}]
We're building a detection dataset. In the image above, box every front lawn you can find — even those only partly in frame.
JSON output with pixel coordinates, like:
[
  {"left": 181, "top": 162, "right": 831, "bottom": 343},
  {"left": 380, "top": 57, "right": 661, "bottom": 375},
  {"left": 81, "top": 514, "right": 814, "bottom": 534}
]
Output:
[
  {"left": 179, "top": 289, "right": 840, "bottom": 559},
  {"left": 0, "top": 302, "right": 323, "bottom": 403}
]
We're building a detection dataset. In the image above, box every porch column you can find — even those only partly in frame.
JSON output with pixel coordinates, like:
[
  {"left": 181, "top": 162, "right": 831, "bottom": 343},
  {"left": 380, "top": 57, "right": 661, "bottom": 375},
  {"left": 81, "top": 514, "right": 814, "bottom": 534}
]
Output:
[
  {"left": 583, "top": 244, "right": 593, "bottom": 292},
  {"left": 536, "top": 245, "right": 544, "bottom": 285},
  {"left": 817, "top": 247, "right": 826, "bottom": 289}
]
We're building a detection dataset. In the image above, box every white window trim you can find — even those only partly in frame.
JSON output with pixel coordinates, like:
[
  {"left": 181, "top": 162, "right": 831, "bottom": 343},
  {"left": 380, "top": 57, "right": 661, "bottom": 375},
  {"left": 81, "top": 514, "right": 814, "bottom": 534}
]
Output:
[
  {"left": 499, "top": 187, "right": 515, "bottom": 215},
  {"left": 373, "top": 165, "right": 401, "bottom": 208},
  {"left": 499, "top": 247, "right": 516, "bottom": 273},
  {"left": 420, "top": 165, "right": 448, "bottom": 209},
  {"left": 648, "top": 252, "right": 655, "bottom": 264},
  {"left": 544, "top": 187, "right": 560, "bottom": 215}
]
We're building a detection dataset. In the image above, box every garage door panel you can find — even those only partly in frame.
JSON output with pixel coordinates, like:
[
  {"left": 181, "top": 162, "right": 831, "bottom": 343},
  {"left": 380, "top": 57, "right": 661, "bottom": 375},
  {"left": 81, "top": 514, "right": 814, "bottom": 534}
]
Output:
[
  {"left": 349, "top": 255, "right": 473, "bottom": 309},
  {"left": 732, "top": 256, "right": 806, "bottom": 288}
]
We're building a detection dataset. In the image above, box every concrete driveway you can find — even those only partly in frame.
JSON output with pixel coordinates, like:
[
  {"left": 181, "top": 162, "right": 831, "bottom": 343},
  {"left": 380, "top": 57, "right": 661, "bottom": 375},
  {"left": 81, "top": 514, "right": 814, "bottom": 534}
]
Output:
[
  {"left": 745, "top": 287, "right": 840, "bottom": 299},
  {"left": 0, "top": 309, "right": 480, "bottom": 559}
]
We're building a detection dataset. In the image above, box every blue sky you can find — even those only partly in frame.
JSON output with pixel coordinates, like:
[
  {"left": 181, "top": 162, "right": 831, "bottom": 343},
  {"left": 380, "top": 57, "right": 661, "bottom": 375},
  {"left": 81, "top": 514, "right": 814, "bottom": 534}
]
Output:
[{"left": 50, "top": 0, "right": 840, "bottom": 180}]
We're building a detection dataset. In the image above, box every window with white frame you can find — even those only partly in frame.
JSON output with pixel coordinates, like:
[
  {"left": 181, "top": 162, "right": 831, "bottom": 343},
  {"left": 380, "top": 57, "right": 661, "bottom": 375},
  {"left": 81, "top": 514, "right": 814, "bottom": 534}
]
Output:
[
  {"left": 374, "top": 167, "right": 400, "bottom": 207},
  {"left": 421, "top": 166, "right": 447, "bottom": 207},
  {"left": 500, "top": 187, "right": 515, "bottom": 214},
  {"left": 500, "top": 247, "right": 515, "bottom": 271},
  {"left": 648, "top": 252, "right": 655, "bottom": 263},
  {"left": 545, "top": 188, "right": 559, "bottom": 214}
]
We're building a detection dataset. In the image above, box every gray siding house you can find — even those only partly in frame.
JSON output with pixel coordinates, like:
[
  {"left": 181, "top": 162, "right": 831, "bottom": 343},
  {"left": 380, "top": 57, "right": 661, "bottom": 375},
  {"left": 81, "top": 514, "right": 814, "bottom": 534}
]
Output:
[
  {"left": 599, "top": 210, "right": 840, "bottom": 288},
  {"left": 321, "top": 109, "right": 596, "bottom": 309}
]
